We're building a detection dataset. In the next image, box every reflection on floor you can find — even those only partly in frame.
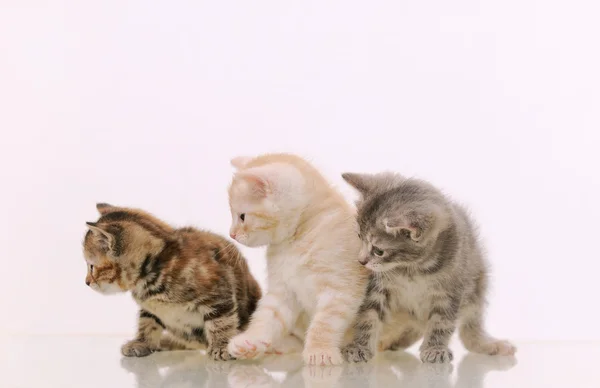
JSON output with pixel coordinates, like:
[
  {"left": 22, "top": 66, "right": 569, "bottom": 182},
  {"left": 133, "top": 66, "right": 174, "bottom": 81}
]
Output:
[
  {"left": 0, "top": 336, "right": 598, "bottom": 388},
  {"left": 121, "top": 349, "right": 514, "bottom": 388}
]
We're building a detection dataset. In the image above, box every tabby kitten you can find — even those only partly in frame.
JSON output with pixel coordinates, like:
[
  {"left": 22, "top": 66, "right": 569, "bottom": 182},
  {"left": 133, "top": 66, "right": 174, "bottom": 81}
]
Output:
[
  {"left": 225, "top": 153, "right": 370, "bottom": 365},
  {"left": 83, "top": 203, "right": 261, "bottom": 361},
  {"left": 341, "top": 172, "right": 516, "bottom": 363}
]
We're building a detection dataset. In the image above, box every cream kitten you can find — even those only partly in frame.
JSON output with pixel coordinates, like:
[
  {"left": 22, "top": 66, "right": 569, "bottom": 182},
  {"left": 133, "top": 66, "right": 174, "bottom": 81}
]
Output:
[{"left": 225, "top": 153, "right": 370, "bottom": 365}]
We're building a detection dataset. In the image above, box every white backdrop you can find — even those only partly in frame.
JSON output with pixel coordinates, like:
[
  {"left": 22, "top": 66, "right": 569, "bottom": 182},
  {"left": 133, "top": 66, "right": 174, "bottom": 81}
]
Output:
[{"left": 1, "top": 1, "right": 598, "bottom": 341}]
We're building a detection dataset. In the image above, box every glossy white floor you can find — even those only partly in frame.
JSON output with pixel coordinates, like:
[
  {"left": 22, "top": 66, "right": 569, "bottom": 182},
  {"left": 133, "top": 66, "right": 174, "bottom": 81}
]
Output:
[{"left": 0, "top": 336, "right": 598, "bottom": 388}]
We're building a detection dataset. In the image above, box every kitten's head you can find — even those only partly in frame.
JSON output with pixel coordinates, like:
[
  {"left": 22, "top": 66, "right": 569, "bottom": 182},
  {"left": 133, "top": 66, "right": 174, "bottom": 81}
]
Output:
[
  {"left": 228, "top": 155, "right": 308, "bottom": 247},
  {"left": 83, "top": 203, "right": 169, "bottom": 294},
  {"left": 342, "top": 172, "right": 450, "bottom": 272}
]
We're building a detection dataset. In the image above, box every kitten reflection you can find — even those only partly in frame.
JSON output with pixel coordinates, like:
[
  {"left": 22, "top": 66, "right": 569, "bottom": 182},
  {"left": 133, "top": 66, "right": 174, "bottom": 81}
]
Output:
[
  {"left": 121, "top": 352, "right": 303, "bottom": 388},
  {"left": 302, "top": 365, "right": 345, "bottom": 388},
  {"left": 298, "top": 351, "right": 516, "bottom": 388},
  {"left": 120, "top": 350, "right": 516, "bottom": 388},
  {"left": 382, "top": 351, "right": 453, "bottom": 388},
  {"left": 454, "top": 353, "right": 517, "bottom": 388}
]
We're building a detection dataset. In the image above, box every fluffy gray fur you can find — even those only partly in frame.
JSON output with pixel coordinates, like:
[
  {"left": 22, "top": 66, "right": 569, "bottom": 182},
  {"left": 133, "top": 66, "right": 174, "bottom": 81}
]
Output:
[{"left": 340, "top": 172, "right": 516, "bottom": 363}]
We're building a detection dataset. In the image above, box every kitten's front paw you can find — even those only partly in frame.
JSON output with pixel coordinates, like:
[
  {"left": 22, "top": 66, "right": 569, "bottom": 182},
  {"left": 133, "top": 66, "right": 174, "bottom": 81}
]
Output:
[
  {"left": 420, "top": 346, "right": 453, "bottom": 363},
  {"left": 121, "top": 340, "right": 156, "bottom": 357},
  {"left": 227, "top": 333, "right": 271, "bottom": 359},
  {"left": 208, "top": 346, "right": 235, "bottom": 361},
  {"left": 303, "top": 347, "right": 344, "bottom": 366},
  {"left": 342, "top": 344, "right": 373, "bottom": 363},
  {"left": 478, "top": 340, "right": 517, "bottom": 356}
]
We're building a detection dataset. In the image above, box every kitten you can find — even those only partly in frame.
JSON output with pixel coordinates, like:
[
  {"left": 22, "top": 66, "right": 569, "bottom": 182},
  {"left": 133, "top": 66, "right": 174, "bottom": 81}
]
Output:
[
  {"left": 82, "top": 203, "right": 261, "bottom": 360},
  {"left": 225, "top": 153, "right": 370, "bottom": 365},
  {"left": 340, "top": 172, "right": 516, "bottom": 363}
]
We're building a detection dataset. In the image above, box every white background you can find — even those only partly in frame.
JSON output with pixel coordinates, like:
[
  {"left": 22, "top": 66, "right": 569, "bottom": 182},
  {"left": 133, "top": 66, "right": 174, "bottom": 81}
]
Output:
[{"left": 0, "top": 1, "right": 598, "bottom": 341}]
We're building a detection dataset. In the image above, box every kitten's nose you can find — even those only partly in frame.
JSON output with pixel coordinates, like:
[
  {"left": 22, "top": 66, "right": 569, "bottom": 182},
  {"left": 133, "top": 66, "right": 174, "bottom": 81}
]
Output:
[
  {"left": 85, "top": 279, "right": 91, "bottom": 286},
  {"left": 229, "top": 232, "right": 236, "bottom": 240},
  {"left": 358, "top": 257, "right": 369, "bottom": 265}
]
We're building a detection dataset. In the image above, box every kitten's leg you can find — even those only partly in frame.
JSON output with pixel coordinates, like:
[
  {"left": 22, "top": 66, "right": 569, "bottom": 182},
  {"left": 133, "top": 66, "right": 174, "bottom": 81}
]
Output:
[
  {"left": 342, "top": 309, "right": 382, "bottom": 363},
  {"left": 266, "top": 334, "right": 303, "bottom": 355},
  {"left": 342, "top": 279, "right": 387, "bottom": 363},
  {"left": 304, "top": 288, "right": 364, "bottom": 366},
  {"left": 204, "top": 299, "right": 239, "bottom": 361},
  {"left": 261, "top": 315, "right": 306, "bottom": 355},
  {"left": 122, "top": 310, "right": 165, "bottom": 357},
  {"left": 458, "top": 303, "right": 516, "bottom": 356},
  {"left": 159, "top": 333, "right": 193, "bottom": 351},
  {"left": 228, "top": 286, "right": 300, "bottom": 360},
  {"left": 419, "top": 294, "right": 460, "bottom": 363}
]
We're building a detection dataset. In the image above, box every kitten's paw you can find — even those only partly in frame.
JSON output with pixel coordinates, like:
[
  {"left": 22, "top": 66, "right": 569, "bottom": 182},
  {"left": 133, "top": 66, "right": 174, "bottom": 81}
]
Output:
[
  {"left": 342, "top": 344, "right": 373, "bottom": 363},
  {"left": 478, "top": 340, "right": 517, "bottom": 356},
  {"left": 420, "top": 346, "right": 453, "bottom": 363},
  {"left": 208, "top": 345, "right": 235, "bottom": 361},
  {"left": 121, "top": 340, "right": 156, "bottom": 357},
  {"left": 227, "top": 333, "right": 271, "bottom": 360},
  {"left": 303, "top": 347, "right": 344, "bottom": 366}
]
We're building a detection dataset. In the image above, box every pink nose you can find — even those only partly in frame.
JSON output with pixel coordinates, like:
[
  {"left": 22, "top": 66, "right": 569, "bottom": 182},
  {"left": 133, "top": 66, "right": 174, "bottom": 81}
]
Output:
[
  {"left": 358, "top": 257, "right": 369, "bottom": 265},
  {"left": 230, "top": 232, "right": 236, "bottom": 239}
]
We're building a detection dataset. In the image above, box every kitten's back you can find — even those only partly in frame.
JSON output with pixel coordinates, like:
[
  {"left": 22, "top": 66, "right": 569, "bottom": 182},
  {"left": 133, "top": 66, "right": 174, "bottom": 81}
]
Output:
[{"left": 175, "top": 226, "right": 262, "bottom": 327}]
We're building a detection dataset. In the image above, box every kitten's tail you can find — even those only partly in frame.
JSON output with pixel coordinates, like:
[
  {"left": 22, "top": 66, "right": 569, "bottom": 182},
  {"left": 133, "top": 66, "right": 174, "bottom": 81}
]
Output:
[{"left": 459, "top": 306, "right": 517, "bottom": 356}]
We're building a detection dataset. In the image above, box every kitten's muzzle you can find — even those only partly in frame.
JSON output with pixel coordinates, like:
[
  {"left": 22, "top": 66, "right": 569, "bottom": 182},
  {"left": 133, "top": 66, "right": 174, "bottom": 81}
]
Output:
[{"left": 358, "top": 257, "right": 369, "bottom": 265}]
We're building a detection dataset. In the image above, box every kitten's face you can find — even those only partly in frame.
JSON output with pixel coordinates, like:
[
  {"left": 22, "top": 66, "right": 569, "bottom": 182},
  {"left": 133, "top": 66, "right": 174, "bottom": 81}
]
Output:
[
  {"left": 83, "top": 229, "right": 128, "bottom": 294},
  {"left": 357, "top": 227, "right": 422, "bottom": 272},
  {"left": 228, "top": 177, "right": 279, "bottom": 247},
  {"left": 83, "top": 205, "right": 164, "bottom": 294},
  {"left": 343, "top": 172, "right": 439, "bottom": 273},
  {"left": 228, "top": 160, "right": 306, "bottom": 247}
]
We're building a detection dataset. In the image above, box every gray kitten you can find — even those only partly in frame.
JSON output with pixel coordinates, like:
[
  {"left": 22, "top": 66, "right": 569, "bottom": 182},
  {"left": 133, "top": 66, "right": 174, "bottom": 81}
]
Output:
[{"left": 340, "top": 172, "right": 516, "bottom": 363}]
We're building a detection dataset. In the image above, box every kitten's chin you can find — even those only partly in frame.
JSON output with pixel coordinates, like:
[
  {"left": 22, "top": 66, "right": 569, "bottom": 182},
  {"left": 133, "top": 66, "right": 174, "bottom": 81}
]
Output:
[
  {"left": 92, "top": 283, "right": 126, "bottom": 295},
  {"left": 366, "top": 262, "right": 398, "bottom": 273},
  {"left": 237, "top": 240, "right": 267, "bottom": 248},
  {"left": 234, "top": 236, "right": 270, "bottom": 248}
]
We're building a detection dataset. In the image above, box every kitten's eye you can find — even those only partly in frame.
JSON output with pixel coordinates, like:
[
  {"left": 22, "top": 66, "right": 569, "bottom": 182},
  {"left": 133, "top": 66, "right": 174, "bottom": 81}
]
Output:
[
  {"left": 372, "top": 247, "right": 384, "bottom": 257},
  {"left": 239, "top": 213, "right": 245, "bottom": 222},
  {"left": 89, "top": 264, "right": 94, "bottom": 272}
]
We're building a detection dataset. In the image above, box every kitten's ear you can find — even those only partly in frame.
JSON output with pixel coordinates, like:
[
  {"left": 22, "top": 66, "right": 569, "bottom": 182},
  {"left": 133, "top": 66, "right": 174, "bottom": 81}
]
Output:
[
  {"left": 343, "top": 171, "right": 405, "bottom": 196},
  {"left": 342, "top": 173, "right": 378, "bottom": 196},
  {"left": 230, "top": 156, "right": 253, "bottom": 169},
  {"left": 96, "top": 203, "right": 116, "bottom": 215},
  {"left": 236, "top": 171, "right": 270, "bottom": 198},
  {"left": 383, "top": 216, "right": 423, "bottom": 242},
  {"left": 86, "top": 222, "right": 117, "bottom": 252},
  {"left": 384, "top": 207, "right": 446, "bottom": 243}
]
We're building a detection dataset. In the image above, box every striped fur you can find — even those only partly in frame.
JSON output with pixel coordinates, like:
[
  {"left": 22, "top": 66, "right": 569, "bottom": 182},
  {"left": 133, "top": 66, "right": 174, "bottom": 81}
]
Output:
[
  {"left": 83, "top": 203, "right": 261, "bottom": 360},
  {"left": 341, "top": 173, "right": 516, "bottom": 363},
  {"left": 226, "top": 153, "right": 370, "bottom": 365}
]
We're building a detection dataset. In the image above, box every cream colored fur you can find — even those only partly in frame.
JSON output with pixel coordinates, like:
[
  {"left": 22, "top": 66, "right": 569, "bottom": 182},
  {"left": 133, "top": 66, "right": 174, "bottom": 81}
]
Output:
[{"left": 226, "top": 153, "right": 370, "bottom": 365}]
